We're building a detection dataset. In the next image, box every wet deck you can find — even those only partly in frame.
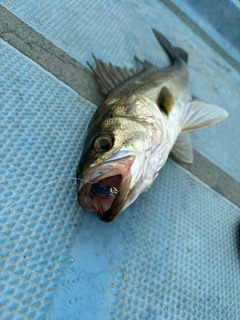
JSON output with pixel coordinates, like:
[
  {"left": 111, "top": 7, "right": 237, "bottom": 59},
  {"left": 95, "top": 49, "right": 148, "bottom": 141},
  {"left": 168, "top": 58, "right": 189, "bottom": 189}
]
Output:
[{"left": 0, "top": 0, "right": 240, "bottom": 319}]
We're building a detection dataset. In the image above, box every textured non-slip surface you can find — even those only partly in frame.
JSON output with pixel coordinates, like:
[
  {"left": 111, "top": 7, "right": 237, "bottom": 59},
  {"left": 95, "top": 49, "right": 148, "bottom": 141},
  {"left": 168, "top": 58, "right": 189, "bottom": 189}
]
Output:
[
  {"left": 170, "top": 0, "right": 240, "bottom": 63},
  {"left": 47, "top": 161, "right": 240, "bottom": 320},
  {"left": 0, "top": 39, "right": 96, "bottom": 319},
  {"left": 1, "top": 0, "right": 239, "bottom": 182},
  {"left": 1, "top": 0, "right": 240, "bottom": 319}
]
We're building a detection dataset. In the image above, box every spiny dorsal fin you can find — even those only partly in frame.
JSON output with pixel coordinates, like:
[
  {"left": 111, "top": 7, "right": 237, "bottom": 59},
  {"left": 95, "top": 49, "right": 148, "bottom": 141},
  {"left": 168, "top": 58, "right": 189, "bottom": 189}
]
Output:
[
  {"left": 152, "top": 29, "right": 188, "bottom": 63},
  {"left": 134, "top": 56, "right": 153, "bottom": 69},
  {"left": 157, "top": 87, "right": 174, "bottom": 115},
  {"left": 88, "top": 54, "right": 140, "bottom": 95},
  {"left": 171, "top": 132, "right": 193, "bottom": 163}
]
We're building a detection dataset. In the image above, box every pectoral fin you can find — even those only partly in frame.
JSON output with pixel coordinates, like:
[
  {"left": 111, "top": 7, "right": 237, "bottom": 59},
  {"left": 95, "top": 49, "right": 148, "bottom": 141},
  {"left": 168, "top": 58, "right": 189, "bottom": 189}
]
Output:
[
  {"left": 157, "top": 87, "right": 174, "bottom": 115},
  {"left": 171, "top": 132, "right": 193, "bottom": 163},
  {"left": 181, "top": 99, "right": 228, "bottom": 132}
]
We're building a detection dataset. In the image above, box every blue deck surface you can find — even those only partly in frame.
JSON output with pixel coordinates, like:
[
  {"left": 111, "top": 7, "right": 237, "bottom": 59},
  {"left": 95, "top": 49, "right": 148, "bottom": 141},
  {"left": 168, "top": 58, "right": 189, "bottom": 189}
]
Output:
[
  {"left": 170, "top": 0, "right": 240, "bottom": 63},
  {"left": 47, "top": 163, "right": 240, "bottom": 320},
  {"left": 0, "top": 1, "right": 240, "bottom": 319},
  {"left": 1, "top": 0, "right": 239, "bottom": 181}
]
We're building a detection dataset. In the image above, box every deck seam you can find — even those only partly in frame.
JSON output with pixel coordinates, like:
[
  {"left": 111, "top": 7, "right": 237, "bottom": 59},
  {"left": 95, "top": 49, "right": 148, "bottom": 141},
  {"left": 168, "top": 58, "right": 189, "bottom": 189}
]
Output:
[
  {"left": 161, "top": 0, "right": 240, "bottom": 72},
  {"left": 0, "top": 4, "right": 239, "bottom": 207}
]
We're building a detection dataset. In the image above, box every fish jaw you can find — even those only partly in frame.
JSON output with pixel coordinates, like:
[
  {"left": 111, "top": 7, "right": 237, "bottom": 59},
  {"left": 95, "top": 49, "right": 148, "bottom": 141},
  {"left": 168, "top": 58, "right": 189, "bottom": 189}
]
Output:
[{"left": 78, "top": 155, "right": 135, "bottom": 222}]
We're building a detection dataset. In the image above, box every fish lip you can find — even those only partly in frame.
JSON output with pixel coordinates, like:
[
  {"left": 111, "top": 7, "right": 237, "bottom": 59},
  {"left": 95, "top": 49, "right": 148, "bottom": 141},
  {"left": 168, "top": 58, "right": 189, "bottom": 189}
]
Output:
[
  {"left": 97, "top": 210, "right": 117, "bottom": 222},
  {"left": 77, "top": 155, "right": 135, "bottom": 221}
]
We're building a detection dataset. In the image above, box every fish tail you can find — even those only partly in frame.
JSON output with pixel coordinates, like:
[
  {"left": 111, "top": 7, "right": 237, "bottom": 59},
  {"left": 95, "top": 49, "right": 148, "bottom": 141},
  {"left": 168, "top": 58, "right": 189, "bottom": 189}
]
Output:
[{"left": 152, "top": 29, "right": 188, "bottom": 63}]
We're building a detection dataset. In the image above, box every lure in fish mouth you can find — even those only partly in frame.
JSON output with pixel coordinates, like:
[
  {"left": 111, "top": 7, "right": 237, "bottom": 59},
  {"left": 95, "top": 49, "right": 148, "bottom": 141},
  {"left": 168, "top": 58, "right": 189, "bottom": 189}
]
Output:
[
  {"left": 77, "top": 155, "right": 136, "bottom": 221},
  {"left": 76, "top": 29, "right": 228, "bottom": 222}
]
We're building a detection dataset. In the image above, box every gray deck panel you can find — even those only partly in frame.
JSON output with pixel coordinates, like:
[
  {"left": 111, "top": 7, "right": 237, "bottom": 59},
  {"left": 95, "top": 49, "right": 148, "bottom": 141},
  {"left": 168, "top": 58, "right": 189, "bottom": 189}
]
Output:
[
  {"left": 1, "top": 0, "right": 239, "bottom": 181},
  {"left": 0, "top": 0, "right": 240, "bottom": 319}
]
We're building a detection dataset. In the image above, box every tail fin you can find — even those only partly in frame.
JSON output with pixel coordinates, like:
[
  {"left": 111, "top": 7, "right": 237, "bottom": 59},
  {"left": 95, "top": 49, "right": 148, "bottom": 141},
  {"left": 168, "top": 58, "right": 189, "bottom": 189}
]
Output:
[{"left": 152, "top": 29, "right": 188, "bottom": 63}]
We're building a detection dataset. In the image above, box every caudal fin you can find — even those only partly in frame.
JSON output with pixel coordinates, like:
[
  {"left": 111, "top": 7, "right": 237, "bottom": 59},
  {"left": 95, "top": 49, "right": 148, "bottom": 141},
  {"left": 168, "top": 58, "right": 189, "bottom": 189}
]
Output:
[{"left": 152, "top": 29, "right": 188, "bottom": 63}]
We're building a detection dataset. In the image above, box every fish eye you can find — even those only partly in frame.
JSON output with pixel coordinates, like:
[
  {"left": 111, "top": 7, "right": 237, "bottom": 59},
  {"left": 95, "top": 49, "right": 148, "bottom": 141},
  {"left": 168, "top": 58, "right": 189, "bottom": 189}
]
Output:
[{"left": 93, "top": 135, "right": 113, "bottom": 152}]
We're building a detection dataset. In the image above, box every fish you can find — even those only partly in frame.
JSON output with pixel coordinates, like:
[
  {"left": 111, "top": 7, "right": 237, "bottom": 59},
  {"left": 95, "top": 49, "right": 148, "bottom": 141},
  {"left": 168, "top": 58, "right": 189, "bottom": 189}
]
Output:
[{"left": 76, "top": 29, "right": 228, "bottom": 222}]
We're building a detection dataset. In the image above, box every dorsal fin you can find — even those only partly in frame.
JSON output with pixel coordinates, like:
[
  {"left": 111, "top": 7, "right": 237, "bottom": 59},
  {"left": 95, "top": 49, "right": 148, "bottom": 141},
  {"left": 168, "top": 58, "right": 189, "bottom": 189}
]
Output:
[
  {"left": 134, "top": 56, "right": 154, "bottom": 69},
  {"left": 152, "top": 29, "right": 188, "bottom": 63},
  {"left": 88, "top": 54, "right": 140, "bottom": 95},
  {"left": 157, "top": 87, "right": 174, "bottom": 115}
]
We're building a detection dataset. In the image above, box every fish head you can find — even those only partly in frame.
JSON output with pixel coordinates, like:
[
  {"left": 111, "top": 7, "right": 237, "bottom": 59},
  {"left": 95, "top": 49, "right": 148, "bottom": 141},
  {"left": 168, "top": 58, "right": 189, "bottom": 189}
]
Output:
[{"left": 77, "top": 95, "right": 167, "bottom": 222}]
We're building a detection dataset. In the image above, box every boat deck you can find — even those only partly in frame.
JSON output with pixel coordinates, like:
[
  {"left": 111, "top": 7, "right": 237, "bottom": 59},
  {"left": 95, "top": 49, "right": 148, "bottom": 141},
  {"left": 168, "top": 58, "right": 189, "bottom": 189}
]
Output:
[{"left": 0, "top": 0, "right": 239, "bottom": 319}]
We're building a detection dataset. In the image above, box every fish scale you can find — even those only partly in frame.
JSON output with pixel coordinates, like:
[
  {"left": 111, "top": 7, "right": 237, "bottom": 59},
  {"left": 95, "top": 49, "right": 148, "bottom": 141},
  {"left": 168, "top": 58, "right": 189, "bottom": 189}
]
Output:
[{"left": 77, "top": 30, "right": 228, "bottom": 222}]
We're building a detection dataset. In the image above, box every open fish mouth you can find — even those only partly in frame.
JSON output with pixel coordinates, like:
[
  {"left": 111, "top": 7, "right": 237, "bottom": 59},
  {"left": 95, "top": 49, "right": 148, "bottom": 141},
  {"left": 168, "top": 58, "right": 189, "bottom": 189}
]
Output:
[{"left": 78, "top": 156, "right": 134, "bottom": 222}]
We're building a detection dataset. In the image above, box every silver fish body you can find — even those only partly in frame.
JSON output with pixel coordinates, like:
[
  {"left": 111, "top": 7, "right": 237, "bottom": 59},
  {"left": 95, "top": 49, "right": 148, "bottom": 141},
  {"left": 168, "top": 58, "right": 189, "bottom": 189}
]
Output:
[{"left": 77, "top": 30, "right": 228, "bottom": 222}]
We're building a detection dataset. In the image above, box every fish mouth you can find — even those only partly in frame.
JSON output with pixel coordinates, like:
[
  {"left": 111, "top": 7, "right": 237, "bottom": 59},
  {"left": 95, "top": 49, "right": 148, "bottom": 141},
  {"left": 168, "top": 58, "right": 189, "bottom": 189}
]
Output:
[{"left": 78, "top": 156, "right": 134, "bottom": 222}]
